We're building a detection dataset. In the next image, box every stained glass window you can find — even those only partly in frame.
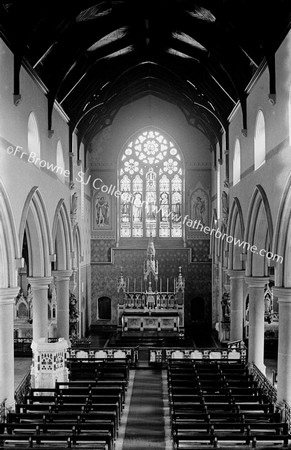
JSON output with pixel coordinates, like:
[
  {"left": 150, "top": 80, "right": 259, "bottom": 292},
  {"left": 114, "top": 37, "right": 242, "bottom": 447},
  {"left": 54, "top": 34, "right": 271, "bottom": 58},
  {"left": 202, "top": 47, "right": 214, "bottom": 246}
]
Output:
[{"left": 119, "top": 130, "right": 183, "bottom": 238}]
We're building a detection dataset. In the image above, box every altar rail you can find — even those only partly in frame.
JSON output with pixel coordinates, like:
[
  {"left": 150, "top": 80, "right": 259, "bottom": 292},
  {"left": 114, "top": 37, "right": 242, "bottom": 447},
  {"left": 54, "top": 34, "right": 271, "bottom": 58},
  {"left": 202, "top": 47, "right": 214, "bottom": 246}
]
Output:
[
  {"left": 149, "top": 346, "right": 247, "bottom": 365},
  {"left": 68, "top": 347, "right": 138, "bottom": 366}
]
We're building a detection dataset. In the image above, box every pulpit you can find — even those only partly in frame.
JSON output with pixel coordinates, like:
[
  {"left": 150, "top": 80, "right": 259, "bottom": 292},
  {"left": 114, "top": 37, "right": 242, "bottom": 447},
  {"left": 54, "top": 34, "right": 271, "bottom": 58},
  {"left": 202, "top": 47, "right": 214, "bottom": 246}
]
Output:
[{"left": 117, "top": 236, "right": 185, "bottom": 335}]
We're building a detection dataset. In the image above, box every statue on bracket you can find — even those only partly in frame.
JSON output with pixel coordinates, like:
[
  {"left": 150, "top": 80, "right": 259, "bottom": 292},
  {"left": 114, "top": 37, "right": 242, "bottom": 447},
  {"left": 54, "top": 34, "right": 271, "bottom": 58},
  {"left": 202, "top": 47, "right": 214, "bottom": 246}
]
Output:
[
  {"left": 221, "top": 191, "right": 229, "bottom": 225},
  {"left": 221, "top": 291, "right": 230, "bottom": 322},
  {"left": 71, "top": 192, "right": 78, "bottom": 215}
]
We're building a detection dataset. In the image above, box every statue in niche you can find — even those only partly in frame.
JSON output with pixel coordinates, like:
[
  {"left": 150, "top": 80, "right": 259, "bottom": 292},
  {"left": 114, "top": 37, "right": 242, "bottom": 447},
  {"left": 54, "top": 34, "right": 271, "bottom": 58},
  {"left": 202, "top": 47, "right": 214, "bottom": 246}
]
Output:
[
  {"left": 222, "top": 191, "right": 229, "bottom": 224},
  {"left": 95, "top": 195, "right": 109, "bottom": 226},
  {"left": 193, "top": 196, "right": 206, "bottom": 224},
  {"left": 69, "top": 291, "right": 79, "bottom": 337},
  {"left": 71, "top": 192, "right": 78, "bottom": 214},
  {"left": 221, "top": 291, "right": 230, "bottom": 322}
]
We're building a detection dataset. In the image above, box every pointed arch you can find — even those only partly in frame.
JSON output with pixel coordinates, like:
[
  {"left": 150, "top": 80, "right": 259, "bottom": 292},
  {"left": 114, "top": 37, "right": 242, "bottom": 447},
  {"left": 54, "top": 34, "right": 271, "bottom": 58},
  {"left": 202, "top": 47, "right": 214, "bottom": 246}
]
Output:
[
  {"left": 52, "top": 200, "right": 73, "bottom": 270},
  {"left": 273, "top": 174, "right": 291, "bottom": 287},
  {"left": 226, "top": 197, "right": 245, "bottom": 270},
  {"left": 72, "top": 224, "right": 82, "bottom": 268},
  {"left": 0, "top": 179, "right": 20, "bottom": 287},
  {"left": 19, "top": 187, "right": 53, "bottom": 277},
  {"left": 244, "top": 185, "right": 273, "bottom": 277}
]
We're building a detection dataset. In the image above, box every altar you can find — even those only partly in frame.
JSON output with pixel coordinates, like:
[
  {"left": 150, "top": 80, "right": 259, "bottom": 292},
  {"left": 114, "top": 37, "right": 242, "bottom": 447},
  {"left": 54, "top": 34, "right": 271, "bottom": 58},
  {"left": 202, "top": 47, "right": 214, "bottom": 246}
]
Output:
[
  {"left": 122, "top": 311, "right": 180, "bottom": 332},
  {"left": 117, "top": 236, "right": 185, "bottom": 334}
]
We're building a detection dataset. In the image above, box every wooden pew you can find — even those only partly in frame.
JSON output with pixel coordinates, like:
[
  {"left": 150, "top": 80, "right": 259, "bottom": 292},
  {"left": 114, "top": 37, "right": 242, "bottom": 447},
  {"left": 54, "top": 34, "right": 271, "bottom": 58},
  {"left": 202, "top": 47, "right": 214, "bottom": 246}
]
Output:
[
  {"left": 0, "top": 432, "right": 112, "bottom": 449},
  {"left": 7, "top": 411, "right": 118, "bottom": 438}
]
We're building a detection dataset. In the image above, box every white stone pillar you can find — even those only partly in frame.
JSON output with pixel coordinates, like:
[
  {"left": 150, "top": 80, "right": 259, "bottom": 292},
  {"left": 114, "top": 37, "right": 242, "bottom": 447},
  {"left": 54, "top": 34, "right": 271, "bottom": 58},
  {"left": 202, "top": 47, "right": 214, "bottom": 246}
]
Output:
[
  {"left": 52, "top": 270, "right": 73, "bottom": 341},
  {"left": 28, "top": 277, "right": 52, "bottom": 341},
  {"left": 0, "top": 287, "right": 20, "bottom": 410},
  {"left": 273, "top": 287, "right": 291, "bottom": 404},
  {"left": 228, "top": 270, "right": 245, "bottom": 342},
  {"left": 245, "top": 277, "right": 268, "bottom": 374}
]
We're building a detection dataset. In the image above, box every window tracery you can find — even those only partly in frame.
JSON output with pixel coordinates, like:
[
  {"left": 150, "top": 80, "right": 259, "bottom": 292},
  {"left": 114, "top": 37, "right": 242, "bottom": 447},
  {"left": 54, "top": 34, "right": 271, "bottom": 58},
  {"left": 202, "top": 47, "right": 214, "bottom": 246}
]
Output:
[{"left": 119, "top": 130, "right": 183, "bottom": 238}]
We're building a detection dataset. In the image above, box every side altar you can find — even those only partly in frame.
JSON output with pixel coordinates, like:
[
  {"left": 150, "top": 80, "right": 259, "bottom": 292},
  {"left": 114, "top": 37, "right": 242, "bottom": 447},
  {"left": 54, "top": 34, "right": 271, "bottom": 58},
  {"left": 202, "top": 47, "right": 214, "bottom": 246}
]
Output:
[{"left": 117, "top": 237, "right": 185, "bottom": 334}]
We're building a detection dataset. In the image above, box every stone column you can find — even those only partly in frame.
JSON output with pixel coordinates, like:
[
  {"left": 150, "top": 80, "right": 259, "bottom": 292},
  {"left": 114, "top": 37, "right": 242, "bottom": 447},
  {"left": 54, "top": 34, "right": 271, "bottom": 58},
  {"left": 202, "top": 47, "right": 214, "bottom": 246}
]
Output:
[
  {"left": 273, "top": 287, "right": 291, "bottom": 404},
  {"left": 228, "top": 270, "right": 245, "bottom": 342},
  {"left": 0, "top": 287, "right": 19, "bottom": 410},
  {"left": 52, "top": 270, "right": 73, "bottom": 341},
  {"left": 245, "top": 277, "right": 268, "bottom": 374},
  {"left": 28, "top": 277, "right": 53, "bottom": 341}
]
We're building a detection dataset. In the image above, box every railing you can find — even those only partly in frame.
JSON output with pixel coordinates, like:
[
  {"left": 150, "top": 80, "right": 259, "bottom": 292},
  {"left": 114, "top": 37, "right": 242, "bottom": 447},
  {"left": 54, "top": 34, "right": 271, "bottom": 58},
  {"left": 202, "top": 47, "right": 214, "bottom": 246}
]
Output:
[
  {"left": 14, "top": 370, "right": 31, "bottom": 405},
  {"left": 149, "top": 346, "right": 247, "bottom": 365},
  {"left": 0, "top": 401, "right": 5, "bottom": 423},
  {"left": 283, "top": 401, "right": 291, "bottom": 432},
  {"left": 248, "top": 363, "right": 277, "bottom": 404},
  {"left": 70, "top": 337, "right": 92, "bottom": 348},
  {"left": 68, "top": 347, "right": 139, "bottom": 366}
]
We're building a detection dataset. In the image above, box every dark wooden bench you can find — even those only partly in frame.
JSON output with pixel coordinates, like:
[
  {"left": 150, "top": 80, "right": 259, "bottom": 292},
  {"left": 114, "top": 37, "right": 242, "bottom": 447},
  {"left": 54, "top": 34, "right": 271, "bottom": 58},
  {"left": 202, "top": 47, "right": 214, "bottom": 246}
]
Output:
[
  {"left": 173, "top": 430, "right": 291, "bottom": 449},
  {"left": 172, "top": 419, "right": 288, "bottom": 434},
  {"left": 7, "top": 411, "right": 118, "bottom": 437},
  {"left": 0, "top": 432, "right": 112, "bottom": 449}
]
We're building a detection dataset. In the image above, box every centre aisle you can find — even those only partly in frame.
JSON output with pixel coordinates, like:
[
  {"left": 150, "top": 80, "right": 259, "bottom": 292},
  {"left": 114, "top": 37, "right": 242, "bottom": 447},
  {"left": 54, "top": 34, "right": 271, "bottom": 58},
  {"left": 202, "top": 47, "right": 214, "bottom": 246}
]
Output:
[{"left": 122, "top": 369, "right": 165, "bottom": 449}]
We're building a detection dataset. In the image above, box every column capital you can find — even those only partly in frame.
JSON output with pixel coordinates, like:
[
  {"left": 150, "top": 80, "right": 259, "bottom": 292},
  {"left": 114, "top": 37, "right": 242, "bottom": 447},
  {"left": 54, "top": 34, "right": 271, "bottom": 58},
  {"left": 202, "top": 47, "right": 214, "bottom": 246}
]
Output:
[
  {"left": 27, "top": 276, "right": 53, "bottom": 290},
  {"left": 52, "top": 270, "right": 73, "bottom": 281},
  {"left": 0, "top": 287, "right": 20, "bottom": 305},
  {"left": 245, "top": 276, "right": 269, "bottom": 288},
  {"left": 227, "top": 270, "right": 245, "bottom": 279},
  {"left": 273, "top": 287, "right": 291, "bottom": 302}
]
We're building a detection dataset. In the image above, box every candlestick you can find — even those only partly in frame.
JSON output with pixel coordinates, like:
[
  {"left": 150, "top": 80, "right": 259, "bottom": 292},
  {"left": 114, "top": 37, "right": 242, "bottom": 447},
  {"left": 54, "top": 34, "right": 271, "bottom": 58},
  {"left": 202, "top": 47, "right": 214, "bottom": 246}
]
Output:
[
  {"left": 127, "top": 277, "right": 129, "bottom": 291},
  {"left": 167, "top": 278, "right": 169, "bottom": 293},
  {"left": 160, "top": 277, "right": 162, "bottom": 293},
  {"left": 134, "top": 278, "right": 136, "bottom": 293}
]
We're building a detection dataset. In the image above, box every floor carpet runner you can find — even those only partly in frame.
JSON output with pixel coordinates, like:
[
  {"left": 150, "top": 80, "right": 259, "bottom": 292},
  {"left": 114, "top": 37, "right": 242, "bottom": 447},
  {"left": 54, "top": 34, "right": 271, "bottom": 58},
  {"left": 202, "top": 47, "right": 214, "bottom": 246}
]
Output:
[{"left": 122, "top": 369, "right": 165, "bottom": 449}]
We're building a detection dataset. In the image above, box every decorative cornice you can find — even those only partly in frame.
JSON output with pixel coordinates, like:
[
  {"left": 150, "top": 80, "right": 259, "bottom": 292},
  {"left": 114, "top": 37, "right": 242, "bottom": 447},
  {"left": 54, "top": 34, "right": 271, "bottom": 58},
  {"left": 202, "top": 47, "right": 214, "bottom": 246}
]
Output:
[
  {"left": 0, "top": 287, "right": 20, "bottom": 305},
  {"left": 52, "top": 270, "right": 73, "bottom": 281},
  {"left": 273, "top": 287, "right": 291, "bottom": 302},
  {"left": 27, "top": 277, "right": 53, "bottom": 289}
]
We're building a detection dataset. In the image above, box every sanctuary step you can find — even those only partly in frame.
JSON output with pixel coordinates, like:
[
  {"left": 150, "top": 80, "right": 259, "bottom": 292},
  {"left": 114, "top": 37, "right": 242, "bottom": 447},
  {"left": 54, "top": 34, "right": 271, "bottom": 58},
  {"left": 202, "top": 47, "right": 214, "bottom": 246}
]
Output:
[{"left": 107, "top": 330, "right": 193, "bottom": 348}]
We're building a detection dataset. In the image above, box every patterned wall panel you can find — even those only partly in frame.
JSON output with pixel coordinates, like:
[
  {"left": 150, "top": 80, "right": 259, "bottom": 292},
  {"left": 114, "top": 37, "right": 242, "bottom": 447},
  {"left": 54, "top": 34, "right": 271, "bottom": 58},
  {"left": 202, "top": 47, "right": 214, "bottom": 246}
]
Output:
[{"left": 91, "top": 239, "right": 116, "bottom": 263}]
